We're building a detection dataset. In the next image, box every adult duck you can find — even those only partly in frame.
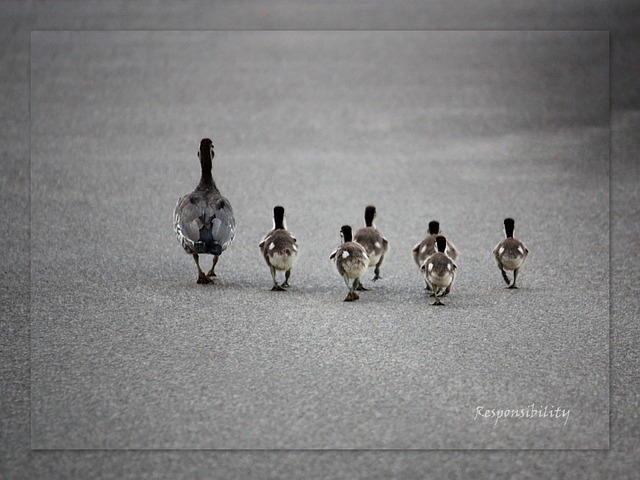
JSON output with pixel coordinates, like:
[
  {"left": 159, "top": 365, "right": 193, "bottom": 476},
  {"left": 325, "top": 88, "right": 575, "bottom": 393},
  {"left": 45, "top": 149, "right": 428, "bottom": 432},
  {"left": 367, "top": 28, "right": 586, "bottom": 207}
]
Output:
[{"left": 173, "top": 138, "right": 235, "bottom": 283}]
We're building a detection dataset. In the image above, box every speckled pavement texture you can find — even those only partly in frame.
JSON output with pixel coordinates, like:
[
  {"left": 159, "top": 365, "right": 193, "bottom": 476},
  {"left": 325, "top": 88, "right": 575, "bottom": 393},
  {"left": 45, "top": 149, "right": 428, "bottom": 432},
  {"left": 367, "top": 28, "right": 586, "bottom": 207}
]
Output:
[{"left": 2, "top": 1, "right": 639, "bottom": 478}]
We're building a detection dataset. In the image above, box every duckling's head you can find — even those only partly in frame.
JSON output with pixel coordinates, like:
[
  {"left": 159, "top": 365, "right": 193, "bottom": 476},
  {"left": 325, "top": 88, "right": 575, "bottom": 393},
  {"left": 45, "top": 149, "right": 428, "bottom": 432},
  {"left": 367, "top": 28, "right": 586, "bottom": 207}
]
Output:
[
  {"left": 364, "top": 205, "right": 377, "bottom": 227},
  {"left": 435, "top": 235, "right": 447, "bottom": 253},
  {"left": 503, "top": 218, "right": 515, "bottom": 238},
  {"left": 273, "top": 205, "right": 286, "bottom": 230},
  {"left": 340, "top": 225, "right": 353, "bottom": 243},
  {"left": 428, "top": 220, "right": 440, "bottom": 235}
]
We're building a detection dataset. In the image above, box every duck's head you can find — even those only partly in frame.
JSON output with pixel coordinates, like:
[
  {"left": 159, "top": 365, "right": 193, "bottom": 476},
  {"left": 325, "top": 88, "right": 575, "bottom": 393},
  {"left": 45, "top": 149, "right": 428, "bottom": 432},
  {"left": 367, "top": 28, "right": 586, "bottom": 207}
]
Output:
[
  {"left": 364, "top": 205, "right": 377, "bottom": 227},
  {"left": 435, "top": 235, "right": 447, "bottom": 253},
  {"left": 503, "top": 218, "right": 515, "bottom": 238},
  {"left": 428, "top": 220, "right": 440, "bottom": 235},
  {"left": 196, "top": 138, "right": 215, "bottom": 186},
  {"left": 198, "top": 138, "right": 214, "bottom": 162},
  {"left": 340, "top": 225, "right": 353, "bottom": 243},
  {"left": 273, "top": 205, "right": 286, "bottom": 230}
]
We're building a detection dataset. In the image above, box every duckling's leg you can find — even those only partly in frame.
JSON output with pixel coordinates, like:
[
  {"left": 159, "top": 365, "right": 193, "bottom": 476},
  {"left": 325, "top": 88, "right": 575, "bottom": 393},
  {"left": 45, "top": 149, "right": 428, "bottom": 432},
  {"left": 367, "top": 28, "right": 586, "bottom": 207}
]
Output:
[
  {"left": 193, "top": 254, "right": 213, "bottom": 284},
  {"left": 344, "top": 277, "right": 360, "bottom": 301},
  {"left": 432, "top": 287, "right": 444, "bottom": 306},
  {"left": 442, "top": 283, "right": 452, "bottom": 297},
  {"left": 351, "top": 279, "right": 360, "bottom": 301},
  {"left": 500, "top": 266, "right": 511, "bottom": 286},
  {"left": 354, "top": 278, "right": 370, "bottom": 291},
  {"left": 343, "top": 276, "right": 353, "bottom": 301},
  {"left": 206, "top": 255, "right": 219, "bottom": 278},
  {"left": 270, "top": 266, "right": 286, "bottom": 291},
  {"left": 426, "top": 281, "right": 435, "bottom": 297},
  {"left": 508, "top": 268, "right": 520, "bottom": 289},
  {"left": 373, "top": 255, "right": 385, "bottom": 281},
  {"left": 282, "top": 269, "right": 292, "bottom": 288}
]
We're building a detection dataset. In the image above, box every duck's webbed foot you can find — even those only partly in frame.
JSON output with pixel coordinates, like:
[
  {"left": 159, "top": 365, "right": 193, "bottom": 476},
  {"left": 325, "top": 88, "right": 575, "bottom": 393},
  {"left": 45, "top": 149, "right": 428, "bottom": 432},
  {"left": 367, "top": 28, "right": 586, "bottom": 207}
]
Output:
[
  {"left": 194, "top": 254, "right": 214, "bottom": 284},
  {"left": 344, "top": 291, "right": 360, "bottom": 301},
  {"left": 432, "top": 297, "right": 445, "bottom": 306},
  {"left": 197, "top": 273, "right": 214, "bottom": 284}
]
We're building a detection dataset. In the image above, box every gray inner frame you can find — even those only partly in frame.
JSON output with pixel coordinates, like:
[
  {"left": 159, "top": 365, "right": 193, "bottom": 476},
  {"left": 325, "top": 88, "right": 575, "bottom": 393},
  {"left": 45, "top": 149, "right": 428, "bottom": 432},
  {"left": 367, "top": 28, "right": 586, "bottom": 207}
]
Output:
[{"left": 30, "top": 30, "right": 609, "bottom": 449}]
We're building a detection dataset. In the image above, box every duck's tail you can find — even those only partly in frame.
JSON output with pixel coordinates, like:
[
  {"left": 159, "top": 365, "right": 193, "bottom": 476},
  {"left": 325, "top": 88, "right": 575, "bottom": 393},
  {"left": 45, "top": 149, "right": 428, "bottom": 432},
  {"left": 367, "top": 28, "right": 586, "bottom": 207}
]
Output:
[{"left": 193, "top": 239, "right": 223, "bottom": 255}]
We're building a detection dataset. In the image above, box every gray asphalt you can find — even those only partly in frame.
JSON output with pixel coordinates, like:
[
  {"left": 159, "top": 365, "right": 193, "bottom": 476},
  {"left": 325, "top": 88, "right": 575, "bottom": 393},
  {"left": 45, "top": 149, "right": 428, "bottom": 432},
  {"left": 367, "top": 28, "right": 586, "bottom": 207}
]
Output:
[{"left": 3, "top": 1, "right": 639, "bottom": 479}]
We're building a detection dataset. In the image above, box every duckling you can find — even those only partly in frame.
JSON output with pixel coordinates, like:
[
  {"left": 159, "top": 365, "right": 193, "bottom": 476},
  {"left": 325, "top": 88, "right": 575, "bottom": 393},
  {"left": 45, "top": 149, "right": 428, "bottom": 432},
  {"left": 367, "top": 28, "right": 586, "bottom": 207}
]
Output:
[
  {"left": 173, "top": 138, "right": 236, "bottom": 284},
  {"left": 330, "top": 225, "right": 369, "bottom": 302},
  {"left": 412, "top": 220, "right": 458, "bottom": 290},
  {"left": 259, "top": 206, "right": 298, "bottom": 291},
  {"left": 353, "top": 205, "right": 389, "bottom": 290},
  {"left": 421, "top": 236, "right": 457, "bottom": 306},
  {"left": 492, "top": 217, "right": 528, "bottom": 289},
  {"left": 412, "top": 220, "right": 459, "bottom": 266}
]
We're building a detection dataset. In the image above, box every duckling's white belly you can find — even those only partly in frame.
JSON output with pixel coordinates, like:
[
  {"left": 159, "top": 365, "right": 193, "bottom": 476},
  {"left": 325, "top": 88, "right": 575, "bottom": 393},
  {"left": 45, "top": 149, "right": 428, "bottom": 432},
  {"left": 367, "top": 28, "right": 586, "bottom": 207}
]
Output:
[
  {"left": 341, "top": 259, "right": 368, "bottom": 279},
  {"left": 427, "top": 271, "right": 454, "bottom": 288},
  {"left": 366, "top": 251, "right": 382, "bottom": 267},
  {"left": 500, "top": 255, "right": 525, "bottom": 270},
  {"left": 268, "top": 251, "right": 298, "bottom": 271},
  {"left": 337, "top": 251, "right": 368, "bottom": 279}
]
